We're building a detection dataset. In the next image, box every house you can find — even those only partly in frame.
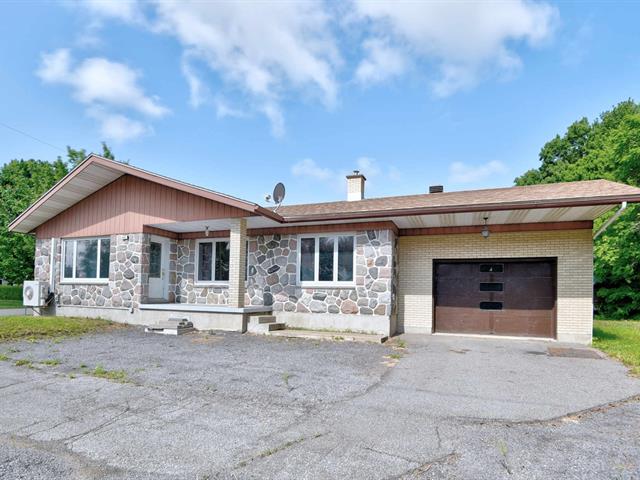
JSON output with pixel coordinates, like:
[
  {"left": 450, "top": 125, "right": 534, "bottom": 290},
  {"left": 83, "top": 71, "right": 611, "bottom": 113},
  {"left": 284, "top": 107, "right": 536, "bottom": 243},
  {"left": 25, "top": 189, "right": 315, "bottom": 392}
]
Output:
[{"left": 9, "top": 154, "right": 640, "bottom": 344}]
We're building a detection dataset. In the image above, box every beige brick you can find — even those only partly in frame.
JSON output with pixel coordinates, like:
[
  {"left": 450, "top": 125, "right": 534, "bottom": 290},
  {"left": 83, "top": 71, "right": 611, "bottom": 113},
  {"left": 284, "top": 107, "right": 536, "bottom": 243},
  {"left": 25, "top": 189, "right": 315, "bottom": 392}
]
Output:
[
  {"left": 397, "top": 229, "right": 593, "bottom": 344},
  {"left": 228, "top": 218, "right": 247, "bottom": 308}
]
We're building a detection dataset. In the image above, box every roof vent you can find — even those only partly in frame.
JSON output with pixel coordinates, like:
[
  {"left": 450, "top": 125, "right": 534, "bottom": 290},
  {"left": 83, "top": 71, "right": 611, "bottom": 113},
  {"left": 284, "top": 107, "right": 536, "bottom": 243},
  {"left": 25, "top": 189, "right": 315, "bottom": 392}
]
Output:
[{"left": 429, "top": 185, "right": 444, "bottom": 194}]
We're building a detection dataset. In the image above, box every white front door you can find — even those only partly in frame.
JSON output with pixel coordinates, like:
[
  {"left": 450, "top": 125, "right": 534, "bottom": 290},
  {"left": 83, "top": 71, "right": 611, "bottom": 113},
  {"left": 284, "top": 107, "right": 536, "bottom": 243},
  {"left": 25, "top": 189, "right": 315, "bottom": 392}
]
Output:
[{"left": 148, "top": 236, "right": 170, "bottom": 300}]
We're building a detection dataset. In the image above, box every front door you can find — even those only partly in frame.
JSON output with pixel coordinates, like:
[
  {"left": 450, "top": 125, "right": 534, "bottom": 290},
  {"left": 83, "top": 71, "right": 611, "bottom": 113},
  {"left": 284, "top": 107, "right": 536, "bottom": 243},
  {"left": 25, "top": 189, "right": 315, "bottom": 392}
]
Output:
[{"left": 148, "top": 236, "right": 170, "bottom": 300}]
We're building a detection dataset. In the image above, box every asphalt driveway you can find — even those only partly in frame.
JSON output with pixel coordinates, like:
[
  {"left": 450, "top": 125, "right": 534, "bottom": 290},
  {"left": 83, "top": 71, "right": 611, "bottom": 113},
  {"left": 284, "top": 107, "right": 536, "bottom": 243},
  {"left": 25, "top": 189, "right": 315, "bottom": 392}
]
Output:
[{"left": 0, "top": 328, "right": 638, "bottom": 479}]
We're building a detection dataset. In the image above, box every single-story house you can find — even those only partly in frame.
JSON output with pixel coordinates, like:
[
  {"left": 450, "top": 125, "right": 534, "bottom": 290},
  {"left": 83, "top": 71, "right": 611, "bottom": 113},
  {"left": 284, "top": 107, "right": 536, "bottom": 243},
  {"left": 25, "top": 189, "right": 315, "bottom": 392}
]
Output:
[{"left": 9, "top": 155, "right": 640, "bottom": 344}]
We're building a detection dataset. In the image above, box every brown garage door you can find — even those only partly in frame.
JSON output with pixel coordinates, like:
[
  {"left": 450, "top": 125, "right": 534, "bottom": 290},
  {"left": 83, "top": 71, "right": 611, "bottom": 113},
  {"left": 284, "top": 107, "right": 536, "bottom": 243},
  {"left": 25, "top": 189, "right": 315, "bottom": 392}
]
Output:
[{"left": 434, "top": 259, "right": 556, "bottom": 338}]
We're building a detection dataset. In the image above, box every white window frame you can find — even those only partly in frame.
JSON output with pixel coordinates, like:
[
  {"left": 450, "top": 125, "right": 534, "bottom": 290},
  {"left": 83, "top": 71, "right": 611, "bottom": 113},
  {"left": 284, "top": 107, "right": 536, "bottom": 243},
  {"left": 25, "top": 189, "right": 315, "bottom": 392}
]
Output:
[
  {"left": 296, "top": 233, "right": 356, "bottom": 288},
  {"left": 195, "top": 238, "right": 230, "bottom": 286},
  {"left": 60, "top": 237, "right": 110, "bottom": 284}
]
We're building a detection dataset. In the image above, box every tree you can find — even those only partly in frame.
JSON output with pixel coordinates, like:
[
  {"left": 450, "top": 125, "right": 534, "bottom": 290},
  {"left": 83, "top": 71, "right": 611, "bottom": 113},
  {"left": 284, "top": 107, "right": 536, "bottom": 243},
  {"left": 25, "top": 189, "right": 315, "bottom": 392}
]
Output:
[
  {"left": 0, "top": 142, "right": 117, "bottom": 284},
  {"left": 0, "top": 158, "right": 68, "bottom": 284},
  {"left": 65, "top": 142, "right": 116, "bottom": 168},
  {"left": 515, "top": 99, "right": 640, "bottom": 318}
]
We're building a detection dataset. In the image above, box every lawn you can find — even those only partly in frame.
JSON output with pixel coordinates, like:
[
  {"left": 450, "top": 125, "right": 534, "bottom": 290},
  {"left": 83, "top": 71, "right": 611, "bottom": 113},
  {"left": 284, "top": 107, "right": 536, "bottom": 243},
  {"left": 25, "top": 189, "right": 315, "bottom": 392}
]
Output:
[
  {"left": 593, "top": 320, "right": 640, "bottom": 376},
  {"left": 0, "top": 316, "right": 114, "bottom": 341},
  {"left": 0, "top": 300, "right": 24, "bottom": 309}
]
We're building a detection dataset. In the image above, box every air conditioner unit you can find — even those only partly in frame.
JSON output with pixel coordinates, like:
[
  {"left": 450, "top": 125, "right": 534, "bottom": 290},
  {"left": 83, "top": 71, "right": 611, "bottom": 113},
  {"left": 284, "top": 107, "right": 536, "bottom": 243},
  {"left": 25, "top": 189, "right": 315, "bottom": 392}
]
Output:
[{"left": 23, "top": 281, "right": 49, "bottom": 307}]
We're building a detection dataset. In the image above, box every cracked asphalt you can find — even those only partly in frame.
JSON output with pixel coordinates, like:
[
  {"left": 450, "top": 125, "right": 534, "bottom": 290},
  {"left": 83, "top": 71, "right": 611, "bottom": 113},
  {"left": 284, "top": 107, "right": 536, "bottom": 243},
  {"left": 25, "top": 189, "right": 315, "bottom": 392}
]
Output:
[{"left": 0, "top": 328, "right": 639, "bottom": 479}]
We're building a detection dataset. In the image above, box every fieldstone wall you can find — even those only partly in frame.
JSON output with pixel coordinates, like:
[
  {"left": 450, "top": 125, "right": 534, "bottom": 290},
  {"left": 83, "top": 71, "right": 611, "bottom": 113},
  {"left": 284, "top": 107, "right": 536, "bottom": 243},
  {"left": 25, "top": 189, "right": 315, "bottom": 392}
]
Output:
[
  {"left": 35, "top": 228, "right": 397, "bottom": 317},
  {"left": 245, "top": 229, "right": 395, "bottom": 316},
  {"left": 175, "top": 238, "right": 229, "bottom": 304},
  {"left": 35, "top": 234, "right": 148, "bottom": 309}
]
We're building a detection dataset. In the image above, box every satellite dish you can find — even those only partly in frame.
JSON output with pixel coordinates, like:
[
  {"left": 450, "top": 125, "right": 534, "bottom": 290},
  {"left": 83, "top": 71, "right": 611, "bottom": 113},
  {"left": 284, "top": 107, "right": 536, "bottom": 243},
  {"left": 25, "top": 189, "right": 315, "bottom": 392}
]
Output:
[{"left": 273, "top": 182, "right": 286, "bottom": 205}]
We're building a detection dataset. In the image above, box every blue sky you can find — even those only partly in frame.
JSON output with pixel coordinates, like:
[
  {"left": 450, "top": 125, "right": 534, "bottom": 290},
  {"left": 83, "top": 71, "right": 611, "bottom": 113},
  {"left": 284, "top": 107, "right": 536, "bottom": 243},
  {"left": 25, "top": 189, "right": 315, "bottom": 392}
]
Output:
[{"left": 1, "top": 1, "right": 639, "bottom": 205}]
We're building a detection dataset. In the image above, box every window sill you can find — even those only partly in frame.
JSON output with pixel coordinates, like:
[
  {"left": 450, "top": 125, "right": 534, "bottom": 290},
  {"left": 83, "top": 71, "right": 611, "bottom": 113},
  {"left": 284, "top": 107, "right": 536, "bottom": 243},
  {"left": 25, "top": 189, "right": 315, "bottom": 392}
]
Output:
[
  {"left": 299, "top": 283, "right": 356, "bottom": 289},
  {"left": 193, "top": 282, "right": 229, "bottom": 288},
  {"left": 60, "top": 279, "right": 109, "bottom": 285}
]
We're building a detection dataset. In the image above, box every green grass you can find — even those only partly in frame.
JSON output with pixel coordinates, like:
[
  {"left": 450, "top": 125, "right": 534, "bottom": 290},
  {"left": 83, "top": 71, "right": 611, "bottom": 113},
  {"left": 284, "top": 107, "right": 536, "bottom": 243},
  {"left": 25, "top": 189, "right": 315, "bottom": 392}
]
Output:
[
  {"left": 91, "top": 365, "right": 130, "bottom": 383},
  {"left": 0, "top": 300, "right": 24, "bottom": 309},
  {"left": 593, "top": 320, "right": 640, "bottom": 376},
  {"left": 41, "top": 359, "right": 61, "bottom": 366},
  {"left": 0, "top": 316, "right": 113, "bottom": 341}
]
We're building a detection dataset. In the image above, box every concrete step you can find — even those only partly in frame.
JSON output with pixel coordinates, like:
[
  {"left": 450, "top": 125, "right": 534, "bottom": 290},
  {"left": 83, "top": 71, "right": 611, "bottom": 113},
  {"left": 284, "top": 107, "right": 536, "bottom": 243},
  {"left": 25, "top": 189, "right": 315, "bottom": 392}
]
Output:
[
  {"left": 256, "top": 316, "right": 276, "bottom": 324},
  {"left": 248, "top": 321, "right": 286, "bottom": 334},
  {"left": 145, "top": 325, "right": 195, "bottom": 336}
]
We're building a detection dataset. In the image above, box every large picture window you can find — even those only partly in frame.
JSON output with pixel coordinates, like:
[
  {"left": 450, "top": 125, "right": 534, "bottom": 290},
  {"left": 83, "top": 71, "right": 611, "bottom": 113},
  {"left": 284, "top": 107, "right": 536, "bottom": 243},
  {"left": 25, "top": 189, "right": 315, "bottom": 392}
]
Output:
[
  {"left": 62, "top": 237, "right": 111, "bottom": 282},
  {"left": 297, "top": 234, "right": 355, "bottom": 286},
  {"left": 196, "top": 239, "right": 230, "bottom": 283}
]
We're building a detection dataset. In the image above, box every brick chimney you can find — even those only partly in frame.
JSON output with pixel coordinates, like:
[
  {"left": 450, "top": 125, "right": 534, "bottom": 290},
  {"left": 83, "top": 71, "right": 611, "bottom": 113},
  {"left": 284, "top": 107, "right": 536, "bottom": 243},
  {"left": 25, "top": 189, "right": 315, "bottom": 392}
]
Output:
[{"left": 346, "top": 170, "right": 366, "bottom": 201}]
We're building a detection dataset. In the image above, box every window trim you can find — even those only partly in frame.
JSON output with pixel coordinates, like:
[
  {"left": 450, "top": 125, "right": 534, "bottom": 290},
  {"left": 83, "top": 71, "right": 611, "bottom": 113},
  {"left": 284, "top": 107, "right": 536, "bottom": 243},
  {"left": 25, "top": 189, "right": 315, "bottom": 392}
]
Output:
[
  {"left": 195, "top": 238, "right": 231, "bottom": 286},
  {"left": 60, "top": 237, "right": 111, "bottom": 284},
  {"left": 296, "top": 233, "right": 356, "bottom": 287}
]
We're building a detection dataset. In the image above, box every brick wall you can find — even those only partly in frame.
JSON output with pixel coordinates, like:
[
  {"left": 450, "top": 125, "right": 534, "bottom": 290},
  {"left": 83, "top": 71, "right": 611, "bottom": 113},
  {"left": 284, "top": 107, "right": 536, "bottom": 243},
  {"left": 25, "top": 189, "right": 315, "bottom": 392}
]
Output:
[{"left": 397, "top": 229, "right": 593, "bottom": 344}]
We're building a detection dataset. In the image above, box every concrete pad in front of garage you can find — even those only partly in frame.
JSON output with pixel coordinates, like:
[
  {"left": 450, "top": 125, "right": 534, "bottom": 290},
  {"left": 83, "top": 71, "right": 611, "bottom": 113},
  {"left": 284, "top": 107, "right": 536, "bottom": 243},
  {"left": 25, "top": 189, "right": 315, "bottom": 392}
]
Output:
[{"left": 389, "top": 333, "right": 640, "bottom": 421}]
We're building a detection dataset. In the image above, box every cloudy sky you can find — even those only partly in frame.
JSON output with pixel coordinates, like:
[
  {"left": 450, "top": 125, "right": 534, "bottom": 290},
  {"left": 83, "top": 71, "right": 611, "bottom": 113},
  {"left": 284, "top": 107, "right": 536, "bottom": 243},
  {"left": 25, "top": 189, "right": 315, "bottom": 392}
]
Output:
[{"left": 1, "top": 1, "right": 639, "bottom": 204}]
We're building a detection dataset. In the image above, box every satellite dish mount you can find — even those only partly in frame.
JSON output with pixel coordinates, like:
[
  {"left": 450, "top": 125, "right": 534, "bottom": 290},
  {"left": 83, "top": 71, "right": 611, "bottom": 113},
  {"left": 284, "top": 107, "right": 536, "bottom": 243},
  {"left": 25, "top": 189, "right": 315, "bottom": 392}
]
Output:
[{"left": 265, "top": 182, "right": 286, "bottom": 212}]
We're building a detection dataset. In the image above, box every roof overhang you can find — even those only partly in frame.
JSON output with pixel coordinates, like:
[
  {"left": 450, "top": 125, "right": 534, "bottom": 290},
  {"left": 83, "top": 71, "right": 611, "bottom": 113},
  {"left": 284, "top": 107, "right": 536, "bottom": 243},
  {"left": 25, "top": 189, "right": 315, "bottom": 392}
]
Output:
[{"left": 8, "top": 154, "right": 284, "bottom": 234}]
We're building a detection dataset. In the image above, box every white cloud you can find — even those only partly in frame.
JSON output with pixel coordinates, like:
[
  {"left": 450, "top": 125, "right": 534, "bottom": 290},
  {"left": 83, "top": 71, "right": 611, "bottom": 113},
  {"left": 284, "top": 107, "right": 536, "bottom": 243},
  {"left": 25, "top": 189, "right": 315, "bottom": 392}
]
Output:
[
  {"left": 355, "top": 38, "right": 408, "bottom": 85},
  {"left": 76, "top": 1, "right": 338, "bottom": 134},
  {"left": 353, "top": 0, "right": 557, "bottom": 95},
  {"left": 214, "top": 97, "right": 245, "bottom": 120},
  {"left": 79, "top": 0, "right": 144, "bottom": 23},
  {"left": 88, "top": 108, "right": 150, "bottom": 142},
  {"left": 292, "top": 156, "right": 401, "bottom": 197},
  {"left": 37, "top": 48, "right": 168, "bottom": 141},
  {"left": 181, "top": 54, "right": 209, "bottom": 108},
  {"left": 291, "top": 158, "right": 333, "bottom": 181},
  {"left": 356, "top": 156, "right": 381, "bottom": 177},
  {"left": 449, "top": 160, "right": 508, "bottom": 184}
]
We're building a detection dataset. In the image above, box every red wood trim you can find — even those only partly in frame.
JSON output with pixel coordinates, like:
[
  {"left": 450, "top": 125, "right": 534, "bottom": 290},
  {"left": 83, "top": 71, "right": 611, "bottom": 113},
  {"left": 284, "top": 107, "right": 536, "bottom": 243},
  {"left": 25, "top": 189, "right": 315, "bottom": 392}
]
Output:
[
  {"left": 399, "top": 220, "right": 593, "bottom": 237},
  {"left": 9, "top": 154, "right": 284, "bottom": 233},
  {"left": 142, "top": 225, "right": 180, "bottom": 239},
  {"left": 179, "top": 230, "right": 230, "bottom": 239},
  {"left": 247, "top": 221, "right": 399, "bottom": 236}
]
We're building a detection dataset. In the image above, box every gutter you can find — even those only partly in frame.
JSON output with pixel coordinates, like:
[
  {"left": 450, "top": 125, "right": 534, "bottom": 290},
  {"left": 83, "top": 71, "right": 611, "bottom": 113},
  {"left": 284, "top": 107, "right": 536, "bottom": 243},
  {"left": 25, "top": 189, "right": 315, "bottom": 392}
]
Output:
[{"left": 593, "top": 202, "right": 628, "bottom": 239}]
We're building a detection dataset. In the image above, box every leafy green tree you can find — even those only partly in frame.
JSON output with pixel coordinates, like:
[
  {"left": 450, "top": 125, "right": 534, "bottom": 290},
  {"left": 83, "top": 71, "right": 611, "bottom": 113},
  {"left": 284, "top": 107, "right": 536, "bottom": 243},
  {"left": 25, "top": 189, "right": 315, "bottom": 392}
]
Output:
[
  {"left": 0, "top": 158, "right": 68, "bottom": 284},
  {"left": 65, "top": 142, "right": 116, "bottom": 168},
  {"left": 515, "top": 100, "right": 640, "bottom": 318},
  {"left": 0, "top": 142, "right": 117, "bottom": 284}
]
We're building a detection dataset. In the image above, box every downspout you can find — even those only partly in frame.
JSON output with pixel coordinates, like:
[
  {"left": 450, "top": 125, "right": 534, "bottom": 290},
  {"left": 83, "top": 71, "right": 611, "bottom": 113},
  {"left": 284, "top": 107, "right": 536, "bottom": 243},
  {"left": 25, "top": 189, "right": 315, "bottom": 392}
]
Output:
[{"left": 593, "top": 202, "right": 628, "bottom": 240}]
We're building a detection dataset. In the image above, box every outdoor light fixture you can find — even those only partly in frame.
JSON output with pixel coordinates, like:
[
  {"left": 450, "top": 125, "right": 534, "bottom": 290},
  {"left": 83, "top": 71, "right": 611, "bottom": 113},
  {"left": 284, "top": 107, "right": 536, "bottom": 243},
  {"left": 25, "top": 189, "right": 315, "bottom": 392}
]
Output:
[
  {"left": 481, "top": 216, "right": 490, "bottom": 239},
  {"left": 205, "top": 225, "right": 209, "bottom": 237}
]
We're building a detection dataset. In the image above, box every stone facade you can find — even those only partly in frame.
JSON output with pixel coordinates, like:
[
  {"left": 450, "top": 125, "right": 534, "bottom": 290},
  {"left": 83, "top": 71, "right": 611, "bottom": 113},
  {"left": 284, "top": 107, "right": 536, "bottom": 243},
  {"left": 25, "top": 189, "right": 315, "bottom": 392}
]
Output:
[
  {"left": 174, "top": 238, "right": 230, "bottom": 305},
  {"left": 34, "top": 228, "right": 397, "bottom": 320},
  {"left": 245, "top": 229, "right": 395, "bottom": 316},
  {"left": 35, "top": 234, "right": 149, "bottom": 309}
]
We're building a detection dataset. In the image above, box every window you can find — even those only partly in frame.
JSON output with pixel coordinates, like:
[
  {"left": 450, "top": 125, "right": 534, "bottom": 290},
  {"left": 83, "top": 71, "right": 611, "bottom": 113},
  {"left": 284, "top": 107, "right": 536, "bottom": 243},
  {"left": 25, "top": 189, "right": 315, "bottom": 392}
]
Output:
[
  {"left": 196, "top": 239, "right": 229, "bottom": 283},
  {"left": 297, "top": 234, "right": 355, "bottom": 285},
  {"left": 480, "top": 263, "right": 504, "bottom": 273},
  {"left": 480, "top": 301, "right": 503, "bottom": 310},
  {"left": 480, "top": 282, "right": 503, "bottom": 292},
  {"left": 62, "top": 237, "right": 111, "bottom": 282}
]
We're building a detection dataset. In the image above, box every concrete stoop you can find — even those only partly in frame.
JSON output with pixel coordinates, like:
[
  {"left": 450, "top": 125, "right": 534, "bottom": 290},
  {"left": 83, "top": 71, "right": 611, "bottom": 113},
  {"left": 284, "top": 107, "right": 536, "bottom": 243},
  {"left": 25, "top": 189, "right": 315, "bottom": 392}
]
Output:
[
  {"left": 247, "top": 315, "right": 286, "bottom": 334},
  {"left": 145, "top": 316, "right": 195, "bottom": 336}
]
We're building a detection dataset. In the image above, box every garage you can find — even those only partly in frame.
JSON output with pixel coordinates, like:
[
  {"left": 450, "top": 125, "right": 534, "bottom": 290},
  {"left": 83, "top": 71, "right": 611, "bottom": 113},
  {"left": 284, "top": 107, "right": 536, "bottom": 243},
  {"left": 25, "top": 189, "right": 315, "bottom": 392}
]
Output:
[{"left": 434, "top": 259, "right": 556, "bottom": 338}]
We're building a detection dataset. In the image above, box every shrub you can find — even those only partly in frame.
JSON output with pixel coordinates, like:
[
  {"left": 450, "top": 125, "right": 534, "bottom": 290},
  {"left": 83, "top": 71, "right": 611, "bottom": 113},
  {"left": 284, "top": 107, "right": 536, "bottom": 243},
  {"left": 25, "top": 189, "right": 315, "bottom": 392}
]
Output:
[{"left": 0, "top": 286, "right": 22, "bottom": 301}]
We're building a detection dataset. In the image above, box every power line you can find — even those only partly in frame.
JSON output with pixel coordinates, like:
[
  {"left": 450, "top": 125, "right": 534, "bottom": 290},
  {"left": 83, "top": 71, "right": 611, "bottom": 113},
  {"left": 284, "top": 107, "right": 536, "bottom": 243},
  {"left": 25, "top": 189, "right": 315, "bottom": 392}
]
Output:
[{"left": 0, "top": 121, "right": 64, "bottom": 152}]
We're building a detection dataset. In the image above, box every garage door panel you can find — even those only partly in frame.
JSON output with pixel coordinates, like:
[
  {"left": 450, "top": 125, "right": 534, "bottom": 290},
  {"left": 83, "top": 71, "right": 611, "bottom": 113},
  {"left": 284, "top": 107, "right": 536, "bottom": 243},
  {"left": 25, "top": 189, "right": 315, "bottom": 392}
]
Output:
[
  {"left": 435, "top": 307, "right": 492, "bottom": 333},
  {"left": 435, "top": 260, "right": 556, "bottom": 338}
]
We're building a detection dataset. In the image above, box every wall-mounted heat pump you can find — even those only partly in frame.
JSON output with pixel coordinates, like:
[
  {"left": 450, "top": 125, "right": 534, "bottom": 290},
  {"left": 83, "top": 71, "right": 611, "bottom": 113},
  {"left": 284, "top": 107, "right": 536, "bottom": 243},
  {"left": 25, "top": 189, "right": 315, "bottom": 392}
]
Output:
[{"left": 23, "top": 281, "right": 49, "bottom": 307}]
